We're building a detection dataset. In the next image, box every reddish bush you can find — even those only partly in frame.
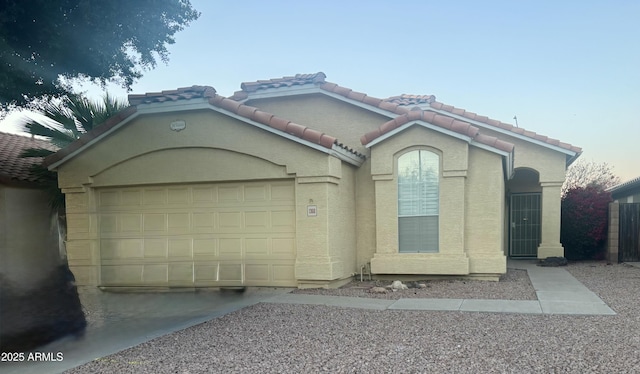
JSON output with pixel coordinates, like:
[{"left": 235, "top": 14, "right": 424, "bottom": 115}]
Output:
[{"left": 561, "top": 186, "right": 612, "bottom": 260}]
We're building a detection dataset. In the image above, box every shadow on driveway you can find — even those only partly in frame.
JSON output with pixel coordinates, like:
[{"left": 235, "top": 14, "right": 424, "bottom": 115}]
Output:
[{"left": 0, "top": 287, "right": 292, "bottom": 374}]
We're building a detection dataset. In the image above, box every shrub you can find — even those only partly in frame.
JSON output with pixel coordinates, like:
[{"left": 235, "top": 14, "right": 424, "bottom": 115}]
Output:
[{"left": 561, "top": 186, "right": 612, "bottom": 260}]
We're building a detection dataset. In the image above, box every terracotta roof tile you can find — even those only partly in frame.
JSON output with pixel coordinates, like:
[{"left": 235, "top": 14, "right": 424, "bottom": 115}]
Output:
[
  {"left": 239, "top": 72, "right": 327, "bottom": 93},
  {"left": 205, "top": 94, "right": 357, "bottom": 153},
  {"left": 0, "top": 132, "right": 58, "bottom": 186},
  {"left": 385, "top": 94, "right": 436, "bottom": 106},
  {"left": 360, "top": 111, "right": 514, "bottom": 154},
  {"left": 426, "top": 99, "right": 582, "bottom": 153},
  {"left": 129, "top": 86, "right": 217, "bottom": 106},
  {"left": 46, "top": 87, "right": 365, "bottom": 167}
]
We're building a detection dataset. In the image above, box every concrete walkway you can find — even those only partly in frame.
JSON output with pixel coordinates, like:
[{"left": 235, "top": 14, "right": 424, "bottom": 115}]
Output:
[{"left": 265, "top": 260, "right": 617, "bottom": 316}]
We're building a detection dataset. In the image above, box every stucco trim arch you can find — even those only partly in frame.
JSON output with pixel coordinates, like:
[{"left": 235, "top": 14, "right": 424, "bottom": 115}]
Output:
[{"left": 89, "top": 147, "right": 293, "bottom": 188}]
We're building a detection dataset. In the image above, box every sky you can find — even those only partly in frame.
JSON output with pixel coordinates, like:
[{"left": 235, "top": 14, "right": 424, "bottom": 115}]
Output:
[{"left": 1, "top": 0, "right": 638, "bottom": 181}]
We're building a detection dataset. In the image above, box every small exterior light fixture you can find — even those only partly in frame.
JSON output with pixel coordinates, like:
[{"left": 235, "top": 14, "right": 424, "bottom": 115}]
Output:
[{"left": 170, "top": 120, "right": 186, "bottom": 132}]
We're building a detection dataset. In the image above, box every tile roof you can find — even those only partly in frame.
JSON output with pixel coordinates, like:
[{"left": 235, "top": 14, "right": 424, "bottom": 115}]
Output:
[
  {"left": 207, "top": 94, "right": 339, "bottom": 150},
  {"left": 0, "top": 131, "right": 57, "bottom": 186},
  {"left": 607, "top": 176, "right": 640, "bottom": 196},
  {"left": 385, "top": 94, "right": 436, "bottom": 106},
  {"left": 45, "top": 85, "right": 364, "bottom": 168},
  {"left": 241, "top": 72, "right": 327, "bottom": 92},
  {"left": 128, "top": 86, "right": 218, "bottom": 106},
  {"left": 232, "top": 72, "right": 580, "bottom": 154},
  {"left": 427, "top": 101, "right": 582, "bottom": 153},
  {"left": 360, "top": 109, "right": 515, "bottom": 153}
]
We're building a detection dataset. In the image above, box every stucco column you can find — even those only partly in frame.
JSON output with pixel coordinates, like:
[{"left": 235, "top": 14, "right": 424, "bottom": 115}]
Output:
[
  {"left": 537, "top": 182, "right": 565, "bottom": 258},
  {"left": 294, "top": 177, "right": 349, "bottom": 287}
]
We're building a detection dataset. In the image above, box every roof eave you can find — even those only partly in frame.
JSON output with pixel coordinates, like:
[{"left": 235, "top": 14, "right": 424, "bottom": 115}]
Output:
[{"left": 425, "top": 107, "right": 580, "bottom": 158}]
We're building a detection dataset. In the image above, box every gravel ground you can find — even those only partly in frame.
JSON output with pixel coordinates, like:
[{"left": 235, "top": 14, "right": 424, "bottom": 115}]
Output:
[
  {"left": 292, "top": 268, "right": 537, "bottom": 300},
  {"left": 66, "top": 262, "right": 640, "bottom": 374}
]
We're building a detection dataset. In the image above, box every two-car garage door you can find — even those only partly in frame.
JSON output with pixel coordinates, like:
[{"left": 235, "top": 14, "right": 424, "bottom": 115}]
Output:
[{"left": 96, "top": 180, "right": 297, "bottom": 287}]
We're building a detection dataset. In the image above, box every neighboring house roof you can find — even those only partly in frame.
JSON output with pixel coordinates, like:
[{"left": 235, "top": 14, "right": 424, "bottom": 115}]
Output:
[
  {"left": 232, "top": 72, "right": 581, "bottom": 156},
  {"left": 607, "top": 176, "right": 640, "bottom": 199},
  {"left": 45, "top": 85, "right": 365, "bottom": 169},
  {"left": 0, "top": 131, "right": 57, "bottom": 186}
]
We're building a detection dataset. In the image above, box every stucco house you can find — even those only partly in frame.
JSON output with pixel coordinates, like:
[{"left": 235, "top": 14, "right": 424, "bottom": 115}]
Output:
[
  {"left": 44, "top": 73, "right": 581, "bottom": 289},
  {"left": 0, "top": 132, "right": 60, "bottom": 290}
]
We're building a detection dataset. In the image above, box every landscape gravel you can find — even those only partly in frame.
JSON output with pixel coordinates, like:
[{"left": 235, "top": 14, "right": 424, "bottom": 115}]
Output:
[
  {"left": 66, "top": 262, "right": 640, "bottom": 374},
  {"left": 292, "top": 268, "right": 537, "bottom": 300}
]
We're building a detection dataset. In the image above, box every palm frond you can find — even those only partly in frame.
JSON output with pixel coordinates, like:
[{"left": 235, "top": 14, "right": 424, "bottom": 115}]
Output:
[
  {"left": 66, "top": 95, "right": 96, "bottom": 132},
  {"left": 39, "top": 99, "right": 81, "bottom": 138},
  {"left": 24, "top": 122, "right": 76, "bottom": 148}
]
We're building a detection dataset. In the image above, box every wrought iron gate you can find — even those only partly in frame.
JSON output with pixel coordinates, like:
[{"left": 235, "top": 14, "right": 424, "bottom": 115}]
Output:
[{"left": 510, "top": 193, "right": 541, "bottom": 257}]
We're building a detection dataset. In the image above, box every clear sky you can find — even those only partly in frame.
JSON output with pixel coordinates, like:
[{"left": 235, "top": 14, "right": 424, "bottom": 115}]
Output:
[{"left": 2, "top": 0, "right": 638, "bottom": 180}]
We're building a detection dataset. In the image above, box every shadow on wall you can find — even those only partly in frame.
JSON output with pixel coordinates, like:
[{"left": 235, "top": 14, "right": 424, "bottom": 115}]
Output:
[{"left": 0, "top": 263, "right": 86, "bottom": 352}]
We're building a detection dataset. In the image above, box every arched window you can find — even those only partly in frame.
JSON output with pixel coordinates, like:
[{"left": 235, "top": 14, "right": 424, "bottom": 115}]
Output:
[{"left": 397, "top": 150, "right": 439, "bottom": 253}]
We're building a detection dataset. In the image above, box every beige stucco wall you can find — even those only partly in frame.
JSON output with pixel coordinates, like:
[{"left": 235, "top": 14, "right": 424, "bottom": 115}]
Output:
[
  {"left": 246, "top": 94, "right": 389, "bottom": 155},
  {"left": 57, "top": 109, "right": 357, "bottom": 287},
  {"left": 464, "top": 147, "right": 506, "bottom": 274},
  {"left": 367, "top": 125, "right": 505, "bottom": 276},
  {"left": 480, "top": 127, "right": 568, "bottom": 258},
  {"left": 0, "top": 185, "right": 60, "bottom": 289},
  {"left": 246, "top": 95, "right": 382, "bottom": 277}
]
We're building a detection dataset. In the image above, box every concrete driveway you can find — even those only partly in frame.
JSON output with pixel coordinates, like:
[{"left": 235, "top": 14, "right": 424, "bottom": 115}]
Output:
[{"left": 1, "top": 287, "right": 291, "bottom": 374}]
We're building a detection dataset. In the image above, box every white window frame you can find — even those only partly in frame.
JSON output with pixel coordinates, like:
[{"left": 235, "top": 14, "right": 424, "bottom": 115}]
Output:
[{"left": 397, "top": 149, "right": 439, "bottom": 253}]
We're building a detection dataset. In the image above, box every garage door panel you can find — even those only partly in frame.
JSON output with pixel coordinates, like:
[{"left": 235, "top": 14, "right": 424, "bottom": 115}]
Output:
[
  {"left": 144, "top": 239, "right": 168, "bottom": 258},
  {"left": 272, "top": 210, "right": 295, "bottom": 229},
  {"left": 143, "top": 213, "right": 166, "bottom": 232},
  {"left": 102, "top": 265, "right": 142, "bottom": 284},
  {"left": 245, "top": 211, "right": 268, "bottom": 229},
  {"left": 192, "top": 212, "right": 215, "bottom": 232},
  {"left": 99, "top": 214, "right": 118, "bottom": 234},
  {"left": 101, "top": 239, "right": 144, "bottom": 260},
  {"left": 271, "top": 183, "right": 294, "bottom": 200},
  {"left": 218, "top": 238, "right": 242, "bottom": 257},
  {"left": 143, "top": 188, "right": 167, "bottom": 206},
  {"left": 121, "top": 190, "right": 142, "bottom": 206},
  {"left": 218, "top": 211, "right": 241, "bottom": 229},
  {"left": 98, "top": 180, "right": 296, "bottom": 287},
  {"left": 194, "top": 264, "right": 217, "bottom": 282},
  {"left": 219, "top": 263, "right": 243, "bottom": 281},
  {"left": 272, "top": 238, "right": 295, "bottom": 255},
  {"left": 168, "top": 238, "right": 192, "bottom": 258},
  {"left": 272, "top": 264, "right": 295, "bottom": 282},
  {"left": 245, "top": 238, "right": 269, "bottom": 256},
  {"left": 169, "top": 263, "right": 193, "bottom": 284},
  {"left": 167, "top": 188, "right": 190, "bottom": 204},
  {"left": 121, "top": 214, "right": 142, "bottom": 233},
  {"left": 193, "top": 238, "right": 217, "bottom": 257},
  {"left": 99, "top": 190, "right": 120, "bottom": 207},
  {"left": 245, "top": 264, "right": 269, "bottom": 282},
  {"left": 218, "top": 186, "right": 242, "bottom": 202},
  {"left": 244, "top": 185, "right": 267, "bottom": 201},
  {"left": 143, "top": 264, "right": 168, "bottom": 283}
]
